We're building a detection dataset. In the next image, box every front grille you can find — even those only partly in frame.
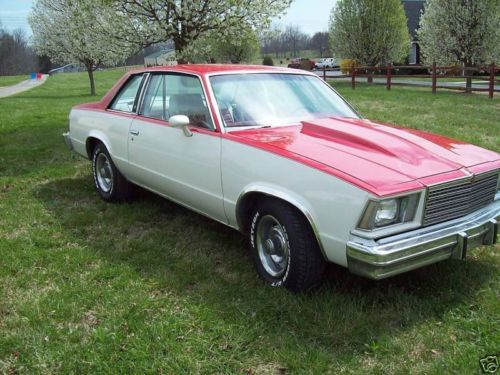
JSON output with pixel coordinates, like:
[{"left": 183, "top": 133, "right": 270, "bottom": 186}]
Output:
[{"left": 423, "top": 171, "right": 498, "bottom": 226}]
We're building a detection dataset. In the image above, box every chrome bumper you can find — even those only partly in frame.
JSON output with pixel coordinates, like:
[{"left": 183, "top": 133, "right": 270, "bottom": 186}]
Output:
[
  {"left": 62, "top": 132, "right": 73, "bottom": 150},
  {"left": 347, "top": 200, "right": 500, "bottom": 280}
]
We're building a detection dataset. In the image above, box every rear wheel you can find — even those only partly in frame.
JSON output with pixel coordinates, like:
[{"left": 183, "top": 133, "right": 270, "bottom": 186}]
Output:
[
  {"left": 249, "top": 199, "right": 326, "bottom": 292},
  {"left": 91, "top": 142, "right": 132, "bottom": 201}
]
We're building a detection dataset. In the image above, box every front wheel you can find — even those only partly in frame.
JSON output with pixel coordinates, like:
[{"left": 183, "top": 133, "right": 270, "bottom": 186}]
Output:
[
  {"left": 91, "top": 142, "right": 132, "bottom": 201},
  {"left": 249, "top": 199, "right": 326, "bottom": 292}
]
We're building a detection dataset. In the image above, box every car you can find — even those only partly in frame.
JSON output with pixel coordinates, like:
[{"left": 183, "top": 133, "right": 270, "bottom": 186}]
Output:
[
  {"left": 63, "top": 64, "right": 500, "bottom": 292},
  {"left": 314, "top": 57, "right": 339, "bottom": 69},
  {"left": 287, "top": 58, "right": 315, "bottom": 70}
]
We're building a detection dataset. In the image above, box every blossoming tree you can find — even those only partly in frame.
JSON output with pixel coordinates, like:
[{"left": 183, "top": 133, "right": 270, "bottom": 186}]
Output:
[
  {"left": 114, "top": 0, "right": 292, "bottom": 61},
  {"left": 29, "top": 0, "right": 138, "bottom": 95},
  {"left": 329, "top": 0, "right": 410, "bottom": 80},
  {"left": 418, "top": 0, "right": 500, "bottom": 93}
]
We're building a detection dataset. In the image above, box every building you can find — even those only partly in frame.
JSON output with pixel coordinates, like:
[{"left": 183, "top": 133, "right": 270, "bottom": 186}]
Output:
[
  {"left": 402, "top": 0, "right": 425, "bottom": 65},
  {"left": 144, "top": 49, "right": 177, "bottom": 67}
]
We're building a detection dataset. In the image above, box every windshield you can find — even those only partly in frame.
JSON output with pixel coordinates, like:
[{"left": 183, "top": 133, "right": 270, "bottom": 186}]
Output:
[{"left": 209, "top": 73, "right": 359, "bottom": 127}]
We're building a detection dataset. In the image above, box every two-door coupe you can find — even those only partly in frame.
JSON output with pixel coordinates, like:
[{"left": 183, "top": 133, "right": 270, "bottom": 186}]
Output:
[{"left": 64, "top": 65, "right": 500, "bottom": 291}]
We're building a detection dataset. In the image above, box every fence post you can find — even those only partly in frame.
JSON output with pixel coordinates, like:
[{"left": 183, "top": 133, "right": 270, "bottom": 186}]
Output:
[
  {"left": 387, "top": 63, "right": 392, "bottom": 90},
  {"left": 351, "top": 66, "right": 356, "bottom": 89},
  {"left": 432, "top": 62, "right": 437, "bottom": 94},
  {"left": 323, "top": 66, "right": 326, "bottom": 81},
  {"left": 489, "top": 63, "right": 495, "bottom": 99}
]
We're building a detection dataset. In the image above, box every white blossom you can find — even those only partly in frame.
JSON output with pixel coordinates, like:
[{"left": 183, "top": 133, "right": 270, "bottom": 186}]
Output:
[
  {"left": 114, "top": 0, "right": 292, "bottom": 59},
  {"left": 418, "top": 0, "right": 500, "bottom": 66},
  {"left": 329, "top": 0, "right": 410, "bottom": 66},
  {"left": 29, "top": 0, "right": 140, "bottom": 95}
]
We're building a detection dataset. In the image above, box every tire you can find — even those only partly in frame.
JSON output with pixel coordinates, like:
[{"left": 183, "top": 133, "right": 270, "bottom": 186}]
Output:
[
  {"left": 91, "top": 142, "right": 132, "bottom": 201},
  {"left": 249, "top": 199, "right": 326, "bottom": 292}
]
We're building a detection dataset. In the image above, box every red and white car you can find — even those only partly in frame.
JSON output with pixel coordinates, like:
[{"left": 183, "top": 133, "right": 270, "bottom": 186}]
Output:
[{"left": 64, "top": 65, "right": 500, "bottom": 291}]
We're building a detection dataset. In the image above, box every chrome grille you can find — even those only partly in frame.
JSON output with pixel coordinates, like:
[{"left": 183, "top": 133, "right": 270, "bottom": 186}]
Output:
[{"left": 423, "top": 171, "right": 498, "bottom": 226}]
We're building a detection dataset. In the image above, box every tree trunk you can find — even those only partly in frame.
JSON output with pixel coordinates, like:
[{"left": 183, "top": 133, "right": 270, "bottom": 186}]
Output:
[
  {"left": 174, "top": 37, "right": 188, "bottom": 64},
  {"left": 86, "top": 64, "right": 96, "bottom": 96},
  {"left": 465, "top": 69, "right": 472, "bottom": 94},
  {"left": 464, "top": 64, "right": 472, "bottom": 94}
]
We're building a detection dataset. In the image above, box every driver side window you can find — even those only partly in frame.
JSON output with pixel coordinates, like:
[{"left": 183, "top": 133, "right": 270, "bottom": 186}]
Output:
[{"left": 141, "top": 73, "right": 214, "bottom": 129}]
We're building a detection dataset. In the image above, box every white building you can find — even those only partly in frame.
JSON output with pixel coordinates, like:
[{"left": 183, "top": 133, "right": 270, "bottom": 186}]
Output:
[{"left": 144, "top": 49, "right": 177, "bottom": 67}]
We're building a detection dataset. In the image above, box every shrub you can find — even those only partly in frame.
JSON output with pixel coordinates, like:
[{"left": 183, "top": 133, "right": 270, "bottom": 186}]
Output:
[
  {"left": 340, "top": 59, "right": 357, "bottom": 74},
  {"left": 262, "top": 56, "right": 274, "bottom": 66}
]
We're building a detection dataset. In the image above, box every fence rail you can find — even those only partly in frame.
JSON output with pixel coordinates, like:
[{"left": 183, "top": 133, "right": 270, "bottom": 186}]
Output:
[{"left": 320, "top": 63, "right": 499, "bottom": 99}]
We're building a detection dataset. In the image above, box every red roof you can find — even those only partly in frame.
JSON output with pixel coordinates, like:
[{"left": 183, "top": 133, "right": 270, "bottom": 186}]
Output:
[{"left": 135, "top": 64, "right": 292, "bottom": 75}]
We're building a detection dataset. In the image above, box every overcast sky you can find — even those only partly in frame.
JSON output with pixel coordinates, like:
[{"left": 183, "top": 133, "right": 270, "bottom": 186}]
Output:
[{"left": 0, "top": 0, "right": 336, "bottom": 36}]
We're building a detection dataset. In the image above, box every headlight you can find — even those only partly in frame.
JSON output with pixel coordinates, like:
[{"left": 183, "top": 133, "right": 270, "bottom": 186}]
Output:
[
  {"left": 374, "top": 199, "right": 398, "bottom": 226},
  {"left": 358, "top": 193, "right": 420, "bottom": 230}
]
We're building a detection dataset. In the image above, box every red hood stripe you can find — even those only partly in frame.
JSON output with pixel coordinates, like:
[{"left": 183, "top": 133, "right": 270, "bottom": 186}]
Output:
[{"left": 224, "top": 117, "right": 499, "bottom": 197}]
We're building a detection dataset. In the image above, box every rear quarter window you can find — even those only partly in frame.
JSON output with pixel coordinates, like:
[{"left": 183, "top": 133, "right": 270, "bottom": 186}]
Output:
[{"left": 109, "top": 74, "right": 144, "bottom": 112}]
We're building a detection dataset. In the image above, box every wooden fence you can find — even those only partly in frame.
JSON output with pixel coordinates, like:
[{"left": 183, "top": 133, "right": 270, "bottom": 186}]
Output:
[
  {"left": 110, "top": 65, "right": 144, "bottom": 73},
  {"left": 320, "top": 63, "right": 499, "bottom": 99}
]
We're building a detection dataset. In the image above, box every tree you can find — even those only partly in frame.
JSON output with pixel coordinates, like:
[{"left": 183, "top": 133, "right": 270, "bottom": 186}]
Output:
[
  {"left": 215, "top": 27, "right": 260, "bottom": 63},
  {"left": 0, "top": 25, "right": 38, "bottom": 76},
  {"left": 329, "top": 0, "right": 410, "bottom": 76},
  {"left": 114, "top": 0, "right": 292, "bottom": 60},
  {"left": 29, "top": 0, "right": 139, "bottom": 95},
  {"left": 187, "top": 24, "right": 260, "bottom": 64},
  {"left": 311, "top": 32, "right": 330, "bottom": 58},
  {"left": 283, "top": 25, "right": 309, "bottom": 57},
  {"left": 418, "top": 0, "right": 500, "bottom": 93}
]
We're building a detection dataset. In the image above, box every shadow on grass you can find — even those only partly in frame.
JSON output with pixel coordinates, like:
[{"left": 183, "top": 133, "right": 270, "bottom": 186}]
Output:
[{"left": 35, "top": 176, "right": 497, "bottom": 355}]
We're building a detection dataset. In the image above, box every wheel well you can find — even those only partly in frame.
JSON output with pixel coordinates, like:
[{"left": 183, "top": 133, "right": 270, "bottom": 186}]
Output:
[
  {"left": 85, "top": 137, "right": 101, "bottom": 159},
  {"left": 236, "top": 192, "right": 310, "bottom": 233},
  {"left": 237, "top": 192, "right": 326, "bottom": 258}
]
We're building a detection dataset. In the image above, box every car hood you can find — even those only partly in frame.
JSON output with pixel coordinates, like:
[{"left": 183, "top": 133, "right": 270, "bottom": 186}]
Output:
[{"left": 226, "top": 117, "right": 500, "bottom": 196}]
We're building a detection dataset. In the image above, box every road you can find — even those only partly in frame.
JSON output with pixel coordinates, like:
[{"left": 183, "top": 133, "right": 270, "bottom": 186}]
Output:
[{"left": 0, "top": 75, "right": 49, "bottom": 98}]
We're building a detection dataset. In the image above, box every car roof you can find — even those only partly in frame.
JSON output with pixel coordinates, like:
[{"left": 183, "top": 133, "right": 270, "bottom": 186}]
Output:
[{"left": 133, "top": 64, "right": 296, "bottom": 76}]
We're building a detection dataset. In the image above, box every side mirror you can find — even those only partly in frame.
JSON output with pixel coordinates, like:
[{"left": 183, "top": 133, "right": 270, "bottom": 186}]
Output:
[{"left": 168, "top": 115, "right": 192, "bottom": 137}]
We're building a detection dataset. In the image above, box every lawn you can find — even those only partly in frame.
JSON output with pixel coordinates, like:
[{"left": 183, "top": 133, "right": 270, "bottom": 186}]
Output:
[
  {"left": 0, "top": 75, "right": 29, "bottom": 87},
  {"left": 0, "top": 71, "right": 499, "bottom": 374}
]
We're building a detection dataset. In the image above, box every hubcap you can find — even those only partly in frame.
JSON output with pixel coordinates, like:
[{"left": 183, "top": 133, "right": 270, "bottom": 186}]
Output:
[
  {"left": 95, "top": 153, "right": 113, "bottom": 193},
  {"left": 256, "top": 215, "right": 289, "bottom": 277}
]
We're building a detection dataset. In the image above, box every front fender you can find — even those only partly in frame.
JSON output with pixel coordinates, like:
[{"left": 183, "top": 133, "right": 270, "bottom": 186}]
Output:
[{"left": 236, "top": 182, "right": 326, "bottom": 258}]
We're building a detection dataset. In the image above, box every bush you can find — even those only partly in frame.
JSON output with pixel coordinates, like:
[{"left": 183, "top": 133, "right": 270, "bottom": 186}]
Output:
[
  {"left": 262, "top": 56, "right": 274, "bottom": 66},
  {"left": 340, "top": 59, "right": 357, "bottom": 74}
]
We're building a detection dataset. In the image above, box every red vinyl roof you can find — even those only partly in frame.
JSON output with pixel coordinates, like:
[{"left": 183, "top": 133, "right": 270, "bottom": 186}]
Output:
[{"left": 134, "top": 64, "right": 293, "bottom": 75}]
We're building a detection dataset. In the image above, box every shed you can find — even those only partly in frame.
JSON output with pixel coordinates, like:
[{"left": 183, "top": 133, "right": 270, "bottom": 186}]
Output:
[{"left": 144, "top": 49, "right": 177, "bottom": 67}]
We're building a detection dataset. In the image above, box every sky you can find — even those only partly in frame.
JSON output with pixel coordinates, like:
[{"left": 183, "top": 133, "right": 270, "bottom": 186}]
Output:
[{"left": 0, "top": 0, "right": 336, "bottom": 37}]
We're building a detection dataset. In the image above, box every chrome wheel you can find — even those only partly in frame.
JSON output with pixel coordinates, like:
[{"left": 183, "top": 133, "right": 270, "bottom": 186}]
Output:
[
  {"left": 95, "top": 153, "right": 113, "bottom": 193},
  {"left": 256, "top": 215, "right": 289, "bottom": 277}
]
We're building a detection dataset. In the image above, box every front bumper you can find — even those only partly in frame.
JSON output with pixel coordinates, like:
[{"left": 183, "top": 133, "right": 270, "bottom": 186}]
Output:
[
  {"left": 347, "top": 200, "right": 499, "bottom": 280},
  {"left": 62, "top": 132, "right": 73, "bottom": 150}
]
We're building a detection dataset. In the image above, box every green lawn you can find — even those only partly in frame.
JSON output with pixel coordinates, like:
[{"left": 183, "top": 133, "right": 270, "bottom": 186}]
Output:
[
  {"left": 0, "top": 75, "right": 29, "bottom": 87},
  {"left": 0, "top": 72, "right": 499, "bottom": 374}
]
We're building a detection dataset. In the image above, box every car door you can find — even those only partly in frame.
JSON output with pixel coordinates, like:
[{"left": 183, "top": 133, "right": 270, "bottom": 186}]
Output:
[
  {"left": 127, "top": 72, "right": 226, "bottom": 223},
  {"left": 101, "top": 73, "right": 145, "bottom": 174}
]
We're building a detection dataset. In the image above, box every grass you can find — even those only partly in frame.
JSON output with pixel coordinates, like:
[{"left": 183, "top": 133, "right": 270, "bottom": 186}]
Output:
[
  {"left": 0, "top": 71, "right": 499, "bottom": 374},
  {"left": 0, "top": 74, "right": 29, "bottom": 87}
]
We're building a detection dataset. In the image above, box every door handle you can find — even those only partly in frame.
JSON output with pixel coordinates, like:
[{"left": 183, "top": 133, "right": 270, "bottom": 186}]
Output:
[{"left": 130, "top": 130, "right": 139, "bottom": 136}]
